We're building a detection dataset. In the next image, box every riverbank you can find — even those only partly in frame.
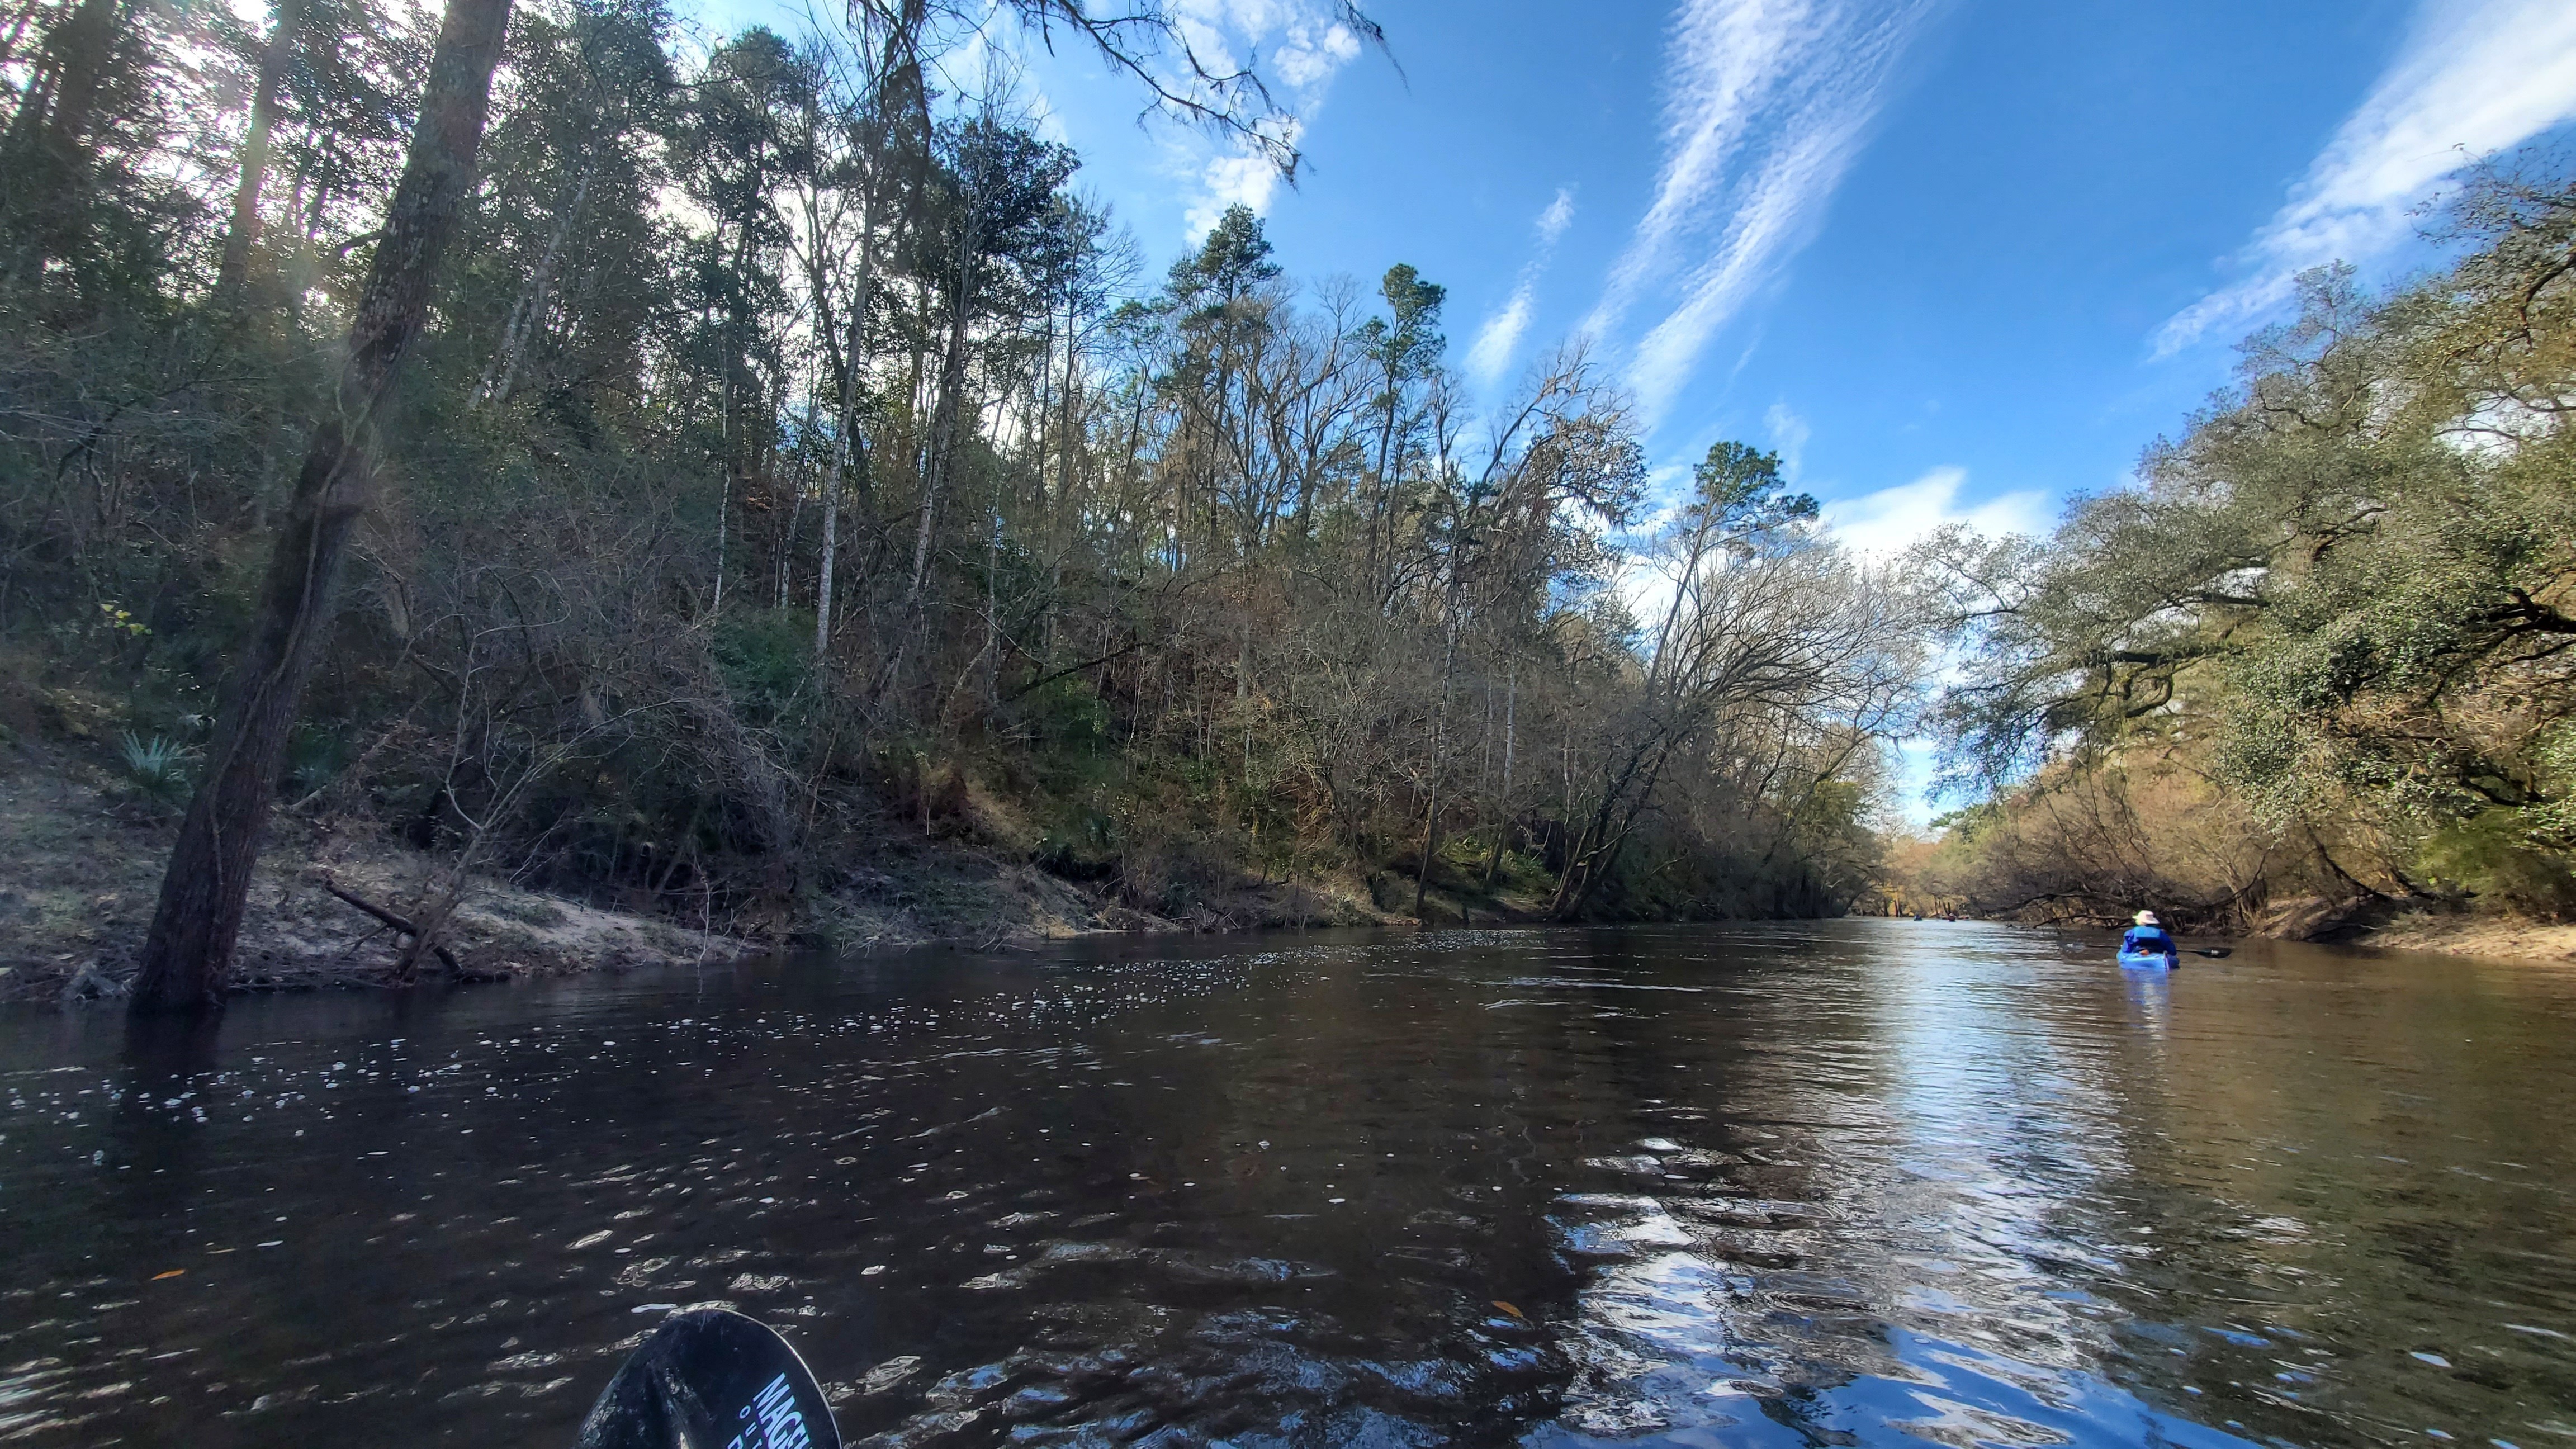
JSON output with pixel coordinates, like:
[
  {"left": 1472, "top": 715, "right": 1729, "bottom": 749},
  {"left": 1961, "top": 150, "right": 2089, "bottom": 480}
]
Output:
[
  {"left": 0, "top": 755, "right": 757, "bottom": 1005},
  {"left": 2, "top": 639, "right": 1684, "bottom": 1005},
  {"left": 2353, "top": 911, "right": 2576, "bottom": 963},
  {"left": 2247, "top": 893, "right": 2576, "bottom": 963},
  {"left": 0, "top": 734, "right": 1468, "bottom": 1005}
]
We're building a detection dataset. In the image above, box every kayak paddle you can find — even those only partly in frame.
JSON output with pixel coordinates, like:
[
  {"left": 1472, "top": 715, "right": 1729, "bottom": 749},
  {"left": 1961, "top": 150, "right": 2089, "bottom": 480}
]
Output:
[{"left": 576, "top": 1308, "right": 841, "bottom": 1449}]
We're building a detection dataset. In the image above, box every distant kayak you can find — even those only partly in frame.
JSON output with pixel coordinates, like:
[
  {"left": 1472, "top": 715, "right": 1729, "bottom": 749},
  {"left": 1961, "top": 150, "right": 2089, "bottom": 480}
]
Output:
[{"left": 2118, "top": 949, "right": 2177, "bottom": 971}]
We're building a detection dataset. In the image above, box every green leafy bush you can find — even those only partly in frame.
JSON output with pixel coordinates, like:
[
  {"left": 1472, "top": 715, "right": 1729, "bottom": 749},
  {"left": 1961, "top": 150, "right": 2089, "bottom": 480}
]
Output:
[
  {"left": 712, "top": 612, "right": 815, "bottom": 727},
  {"left": 1021, "top": 675, "right": 1111, "bottom": 752},
  {"left": 2418, "top": 810, "right": 2576, "bottom": 918},
  {"left": 286, "top": 726, "right": 350, "bottom": 795}
]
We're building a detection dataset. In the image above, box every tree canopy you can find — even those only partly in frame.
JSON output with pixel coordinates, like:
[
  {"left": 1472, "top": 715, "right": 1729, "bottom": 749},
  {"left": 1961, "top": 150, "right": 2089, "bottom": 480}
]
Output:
[
  {"left": 0, "top": 0, "right": 1921, "bottom": 991},
  {"left": 1917, "top": 159, "right": 2576, "bottom": 922}
]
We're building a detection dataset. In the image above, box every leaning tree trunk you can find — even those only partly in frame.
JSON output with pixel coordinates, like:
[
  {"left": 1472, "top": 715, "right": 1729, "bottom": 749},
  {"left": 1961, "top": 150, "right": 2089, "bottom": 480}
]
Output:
[
  {"left": 476, "top": 153, "right": 593, "bottom": 405},
  {"left": 130, "top": 0, "right": 514, "bottom": 1014}
]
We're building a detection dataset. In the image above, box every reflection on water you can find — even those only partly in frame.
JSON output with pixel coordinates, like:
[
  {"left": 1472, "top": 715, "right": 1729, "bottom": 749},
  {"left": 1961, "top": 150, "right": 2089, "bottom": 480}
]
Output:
[{"left": 2, "top": 921, "right": 2572, "bottom": 1447}]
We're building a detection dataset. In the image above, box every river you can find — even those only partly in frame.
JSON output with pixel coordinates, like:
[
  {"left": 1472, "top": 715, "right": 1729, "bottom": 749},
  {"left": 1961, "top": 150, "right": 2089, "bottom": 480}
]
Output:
[{"left": 2, "top": 921, "right": 2570, "bottom": 1447}]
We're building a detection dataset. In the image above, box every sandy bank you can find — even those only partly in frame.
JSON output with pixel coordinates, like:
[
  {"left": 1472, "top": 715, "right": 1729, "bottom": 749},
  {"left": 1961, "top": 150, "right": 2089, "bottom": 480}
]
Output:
[
  {"left": 0, "top": 760, "right": 759, "bottom": 1004},
  {"left": 2352, "top": 912, "right": 2576, "bottom": 964},
  {"left": 0, "top": 740, "right": 1432, "bottom": 1006},
  {"left": 2247, "top": 893, "right": 2576, "bottom": 964}
]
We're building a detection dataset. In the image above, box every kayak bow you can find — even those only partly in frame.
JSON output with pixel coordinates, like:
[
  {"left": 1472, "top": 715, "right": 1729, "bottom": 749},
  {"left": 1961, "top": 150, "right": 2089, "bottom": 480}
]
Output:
[{"left": 577, "top": 1308, "right": 840, "bottom": 1449}]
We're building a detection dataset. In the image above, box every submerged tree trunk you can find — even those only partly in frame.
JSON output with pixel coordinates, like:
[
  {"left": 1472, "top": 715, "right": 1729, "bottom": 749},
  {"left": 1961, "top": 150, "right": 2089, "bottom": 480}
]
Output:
[
  {"left": 216, "top": 0, "right": 302, "bottom": 300},
  {"left": 130, "top": 0, "right": 514, "bottom": 1014}
]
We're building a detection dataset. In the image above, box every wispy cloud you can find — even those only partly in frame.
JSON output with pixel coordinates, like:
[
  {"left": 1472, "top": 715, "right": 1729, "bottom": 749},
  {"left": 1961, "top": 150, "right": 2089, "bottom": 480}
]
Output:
[
  {"left": 2156, "top": 0, "right": 2576, "bottom": 355},
  {"left": 1535, "top": 187, "right": 1576, "bottom": 247},
  {"left": 1585, "top": 0, "right": 1935, "bottom": 427},
  {"left": 1172, "top": 0, "right": 1365, "bottom": 238},
  {"left": 1466, "top": 187, "right": 1578, "bottom": 386},
  {"left": 1764, "top": 401, "right": 1811, "bottom": 479},
  {"left": 1820, "top": 466, "right": 2051, "bottom": 558},
  {"left": 1466, "top": 291, "right": 1536, "bottom": 388}
]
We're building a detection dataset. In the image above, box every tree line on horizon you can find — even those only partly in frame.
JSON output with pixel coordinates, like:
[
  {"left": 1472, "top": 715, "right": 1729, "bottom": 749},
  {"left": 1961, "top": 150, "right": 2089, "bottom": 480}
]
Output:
[{"left": 0, "top": 0, "right": 1922, "bottom": 1005}]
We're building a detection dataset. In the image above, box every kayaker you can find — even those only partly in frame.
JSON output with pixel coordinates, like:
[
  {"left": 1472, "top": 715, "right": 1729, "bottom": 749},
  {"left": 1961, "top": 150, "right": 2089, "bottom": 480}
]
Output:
[{"left": 2122, "top": 911, "right": 2177, "bottom": 960}]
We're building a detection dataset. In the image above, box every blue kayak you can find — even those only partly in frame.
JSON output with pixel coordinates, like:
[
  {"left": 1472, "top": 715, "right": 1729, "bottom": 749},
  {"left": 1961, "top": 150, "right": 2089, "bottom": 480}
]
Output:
[{"left": 2118, "top": 949, "right": 2177, "bottom": 971}]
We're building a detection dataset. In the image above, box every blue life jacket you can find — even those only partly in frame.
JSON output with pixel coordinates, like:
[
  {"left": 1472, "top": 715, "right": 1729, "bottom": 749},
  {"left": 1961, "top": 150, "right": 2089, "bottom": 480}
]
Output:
[{"left": 2122, "top": 926, "right": 2175, "bottom": 955}]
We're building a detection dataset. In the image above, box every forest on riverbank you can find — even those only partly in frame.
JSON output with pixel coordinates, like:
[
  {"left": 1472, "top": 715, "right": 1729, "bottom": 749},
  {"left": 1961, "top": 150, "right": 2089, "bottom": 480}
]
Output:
[
  {"left": 1892, "top": 158, "right": 2576, "bottom": 941},
  {"left": 0, "top": 0, "right": 1919, "bottom": 998},
  {"left": 8, "top": 0, "right": 2568, "bottom": 1002}
]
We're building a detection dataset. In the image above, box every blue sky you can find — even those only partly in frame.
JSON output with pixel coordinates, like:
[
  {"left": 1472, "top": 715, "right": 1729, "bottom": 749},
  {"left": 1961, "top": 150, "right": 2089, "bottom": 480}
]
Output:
[
  {"left": 707, "top": 0, "right": 2576, "bottom": 812},
  {"left": 999, "top": 0, "right": 2576, "bottom": 529}
]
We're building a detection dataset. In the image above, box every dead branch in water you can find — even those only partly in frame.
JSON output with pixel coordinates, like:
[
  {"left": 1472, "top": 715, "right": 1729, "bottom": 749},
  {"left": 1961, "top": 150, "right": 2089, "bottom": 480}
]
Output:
[{"left": 319, "top": 878, "right": 476, "bottom": 979}]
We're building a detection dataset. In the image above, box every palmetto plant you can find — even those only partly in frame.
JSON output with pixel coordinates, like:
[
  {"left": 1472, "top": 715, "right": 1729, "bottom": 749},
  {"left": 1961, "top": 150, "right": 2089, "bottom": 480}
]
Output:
[{"left": 119, "top": 732, "right": 194, "bottom": 804}]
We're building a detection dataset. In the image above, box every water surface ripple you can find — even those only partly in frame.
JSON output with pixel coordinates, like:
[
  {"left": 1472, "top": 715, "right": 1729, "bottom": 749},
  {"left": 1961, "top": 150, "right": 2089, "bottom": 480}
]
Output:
[{"left": 2, "top": 921, "right": 2571, "bottom": 1446}]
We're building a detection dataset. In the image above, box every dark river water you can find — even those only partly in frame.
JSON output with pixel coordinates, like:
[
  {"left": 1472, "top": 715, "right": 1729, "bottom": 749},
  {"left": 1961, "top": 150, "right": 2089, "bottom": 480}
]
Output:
[{"left": 3, "top": 921, "right": 2573, "bottom": 1448}]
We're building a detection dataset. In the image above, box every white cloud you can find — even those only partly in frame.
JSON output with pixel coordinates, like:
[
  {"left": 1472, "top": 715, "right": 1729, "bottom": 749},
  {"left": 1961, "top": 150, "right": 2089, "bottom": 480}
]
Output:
[
  {"left": 1825, "top": 468, "right": 2050, "bottom": 820},
  {"left": 1809, "top": 465, "right": 2054, "bottom": 816},
  {"left": 1466, "top": 288, "right": 1535, "bottom": 385},
  {"left": 1584, "top": 0, "right": 1934, "bottom": 425},
  {"left": 1819, "top": 466, "right": 2051, "bottom": 558},
  {"left": 1185, "top": 126, "right": 1299, "bottom": 236},
  {"left": 1584, "top": 0, "right": 1806, "bottom": 343},
  {"left": 1764, "top": 401, "right": 1811, "bottom": 479},
  {"left": 1536, "top": 187, "right": 1577, "bottom": 246},
  {"left": 1467, "top": 187, "right": 1579, "bottom": 386},
  {"left": 2156, "top": 0, "right": 2576, "bottom": 355},
  {"left": 1274, "top": 18, "right": 1361, "bottom": 88},
  {"left": 1168, "top": 0, "right": 1364, "bottom": 239}
]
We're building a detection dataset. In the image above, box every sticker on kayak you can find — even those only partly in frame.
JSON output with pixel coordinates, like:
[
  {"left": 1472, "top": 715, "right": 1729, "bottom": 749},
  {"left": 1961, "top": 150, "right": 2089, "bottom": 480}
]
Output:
[
  {"left": 732, "top": 1371, "right": 818, "bottom": 1448},
  {"left": 577, "top": 1308, "right": 841, "bottom": 1449}
]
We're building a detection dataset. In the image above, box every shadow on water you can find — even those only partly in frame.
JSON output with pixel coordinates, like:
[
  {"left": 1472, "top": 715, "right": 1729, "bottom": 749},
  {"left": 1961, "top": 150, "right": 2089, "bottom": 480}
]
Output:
[
  {"left": 104, "top": 1011, "right": 228, "bottom": 1221},
  {"left": 2, "top": 921, "right": 2572, "bottom": 1447}
]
